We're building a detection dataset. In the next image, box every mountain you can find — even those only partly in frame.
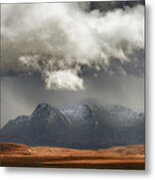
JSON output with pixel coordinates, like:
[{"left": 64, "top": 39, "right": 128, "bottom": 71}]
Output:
[{"left": 0, "top": 102, "right": 145, "bottom": 149}]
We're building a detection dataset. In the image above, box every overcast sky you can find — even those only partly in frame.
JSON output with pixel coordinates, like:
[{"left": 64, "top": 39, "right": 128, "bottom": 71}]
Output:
[{"left": 1, "top": 1, "right": 145, "bottom": 126}]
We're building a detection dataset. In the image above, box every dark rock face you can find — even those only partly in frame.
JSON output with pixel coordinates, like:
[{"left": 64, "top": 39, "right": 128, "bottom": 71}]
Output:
[{"left": 0, "top": 103, "right": 145, "bottom": 149}]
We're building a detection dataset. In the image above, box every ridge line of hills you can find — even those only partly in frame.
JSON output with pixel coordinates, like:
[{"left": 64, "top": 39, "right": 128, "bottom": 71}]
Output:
[{"left": 0, "top": 102, "right": 145, "bottom": 149}]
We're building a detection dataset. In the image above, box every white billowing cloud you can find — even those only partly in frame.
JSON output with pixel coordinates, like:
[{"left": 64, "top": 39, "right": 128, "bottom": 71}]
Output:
[
  {"left": 45, "top": 70, "right": 84, "bottom": 91},
  {"left": 1, "top": 3, "right": 144, "bottom": 90}
]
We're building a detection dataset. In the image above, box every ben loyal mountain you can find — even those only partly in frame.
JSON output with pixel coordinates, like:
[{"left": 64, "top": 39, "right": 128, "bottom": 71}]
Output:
[{"left": 0, "top": 102, "right": 144, "bottom": 149}]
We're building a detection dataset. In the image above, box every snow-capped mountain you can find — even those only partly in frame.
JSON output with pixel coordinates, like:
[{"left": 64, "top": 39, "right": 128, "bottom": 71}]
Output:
[{"left": 0, "top": 102, "right": 145, "bottom": 149}]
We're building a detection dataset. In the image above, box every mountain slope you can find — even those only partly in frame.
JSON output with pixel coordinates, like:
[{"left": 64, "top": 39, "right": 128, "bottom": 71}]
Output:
[{"left": 0, "top": 102, "right": 145, "bottom": 149}]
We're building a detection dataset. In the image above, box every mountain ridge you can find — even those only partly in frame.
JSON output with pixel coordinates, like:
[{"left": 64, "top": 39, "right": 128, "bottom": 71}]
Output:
[{"left": 0, "top": 102, "right": 145, "bottom": 149}]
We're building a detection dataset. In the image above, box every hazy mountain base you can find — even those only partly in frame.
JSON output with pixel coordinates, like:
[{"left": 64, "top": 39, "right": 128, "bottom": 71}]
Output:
[{"left": 0, "top": 142, "right": 145, "bottom": 169}]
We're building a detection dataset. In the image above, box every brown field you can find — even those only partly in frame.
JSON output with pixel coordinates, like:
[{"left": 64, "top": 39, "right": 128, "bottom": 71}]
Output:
[{"left": 0, "top": 142, "right": 145, "bottom": 170}]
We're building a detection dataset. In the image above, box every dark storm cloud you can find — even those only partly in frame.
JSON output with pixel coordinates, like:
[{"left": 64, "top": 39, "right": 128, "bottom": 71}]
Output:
[
  {"left": 81, "top": 49, "right": 144, "bottom": 77},
  {"left": 90, "top": 0, "right": 145, "bottom": 12}
]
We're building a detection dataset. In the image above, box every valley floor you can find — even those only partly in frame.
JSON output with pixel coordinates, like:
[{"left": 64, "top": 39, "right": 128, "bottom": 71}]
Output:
[{"left": 0, "top": 142, "right": 145, "bottom": 170}]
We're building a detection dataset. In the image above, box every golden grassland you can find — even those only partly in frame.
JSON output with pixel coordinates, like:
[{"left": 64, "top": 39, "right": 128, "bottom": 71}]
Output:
[{"left": 0, "top": 142, "right": 145, "bottom": 169}]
